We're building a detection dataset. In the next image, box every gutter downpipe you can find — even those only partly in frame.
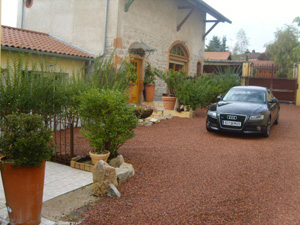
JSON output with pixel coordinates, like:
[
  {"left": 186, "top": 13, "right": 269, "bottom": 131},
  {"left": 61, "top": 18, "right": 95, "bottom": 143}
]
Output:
[
  {"left": 100, "top": 0, "right": 109, "bottom": 58},
  {"left": 21, "top": 0, "right": 25, "bottom": 28},
  {"left": 85, "top": 0, "right": 109, "bottom": 72}
]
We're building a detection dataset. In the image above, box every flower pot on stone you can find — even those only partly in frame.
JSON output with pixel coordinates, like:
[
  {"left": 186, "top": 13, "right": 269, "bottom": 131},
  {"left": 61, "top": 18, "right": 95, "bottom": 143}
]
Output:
[{"left": 89, "top": 150, "right": 110, "bottom": 165}]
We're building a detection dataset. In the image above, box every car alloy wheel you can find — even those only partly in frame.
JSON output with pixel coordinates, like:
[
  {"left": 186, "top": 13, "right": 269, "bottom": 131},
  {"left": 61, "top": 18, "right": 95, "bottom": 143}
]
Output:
[{"left": 263, "top": 118, "right": 271, "bottom": 137}]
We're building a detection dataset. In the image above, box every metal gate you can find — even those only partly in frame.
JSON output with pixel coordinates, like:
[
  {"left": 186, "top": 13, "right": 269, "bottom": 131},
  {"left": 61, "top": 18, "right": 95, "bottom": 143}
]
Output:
[
  {"left": 248, "top": 77, "right": 297, "bottom": 104},
  {"left": 247, "top": 64, "right": 298, "bottom": 104}
]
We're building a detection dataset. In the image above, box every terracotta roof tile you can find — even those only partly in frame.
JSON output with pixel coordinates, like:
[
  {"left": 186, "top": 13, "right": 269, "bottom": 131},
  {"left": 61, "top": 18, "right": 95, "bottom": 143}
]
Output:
[
  {"left": 205, "top": 52, "right": 231, "bottom": 61},
  {"left": 1, "top": 25, "right": 94, "bottom": 59}
]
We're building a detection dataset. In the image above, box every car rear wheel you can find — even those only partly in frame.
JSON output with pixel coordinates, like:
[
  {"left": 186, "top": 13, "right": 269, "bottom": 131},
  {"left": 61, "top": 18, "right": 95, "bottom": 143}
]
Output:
[{"left": 263, "top": 118, "right": 271, "bottom": 138}]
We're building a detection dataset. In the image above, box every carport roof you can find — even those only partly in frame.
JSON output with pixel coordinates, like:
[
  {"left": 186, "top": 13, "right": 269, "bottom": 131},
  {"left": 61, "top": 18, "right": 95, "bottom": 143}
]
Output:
[{"left": 193, "top": 0, "right": 232, "bottom": 24}]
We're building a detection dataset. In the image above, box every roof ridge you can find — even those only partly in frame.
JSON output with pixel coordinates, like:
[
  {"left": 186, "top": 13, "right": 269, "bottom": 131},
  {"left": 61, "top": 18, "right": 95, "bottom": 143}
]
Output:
[{"left": 2, "top": 25, "right": 48, "bottom": 36}]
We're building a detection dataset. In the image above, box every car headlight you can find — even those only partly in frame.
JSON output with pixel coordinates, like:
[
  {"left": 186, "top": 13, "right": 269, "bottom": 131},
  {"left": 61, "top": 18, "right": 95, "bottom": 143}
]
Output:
[
  {"left": 249, "top": 115, "right": 264, "bottom": 121},
  {"left": 207, "top": 110, "right": 217, "bottom": 119}
]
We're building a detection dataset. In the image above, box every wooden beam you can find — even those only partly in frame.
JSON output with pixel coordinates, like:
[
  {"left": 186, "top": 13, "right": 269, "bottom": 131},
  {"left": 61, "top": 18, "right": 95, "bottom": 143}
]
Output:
[
  {"left": 203, "top": 21, "right": 219, "bottom": 40},
  {"left": 178, "top": 6, "right": 193, "bottom": 10},
  {"left": 205, "top": 20, "right": 219, "bottom": 23},
  {"left": 177, "top": 8, "right": 194, "bottom": 32},
  {"left": 125, "top": 0, "right": 135, "bottom": 12}
]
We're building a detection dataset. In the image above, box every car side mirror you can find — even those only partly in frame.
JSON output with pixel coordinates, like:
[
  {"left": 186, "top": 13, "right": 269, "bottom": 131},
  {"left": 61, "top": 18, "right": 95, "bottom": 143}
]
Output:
[
  {"left": 268, "top": 98, "right": 277, "bottom": 104},
  {"left": 217, "top": 95, "right": 223, "bottom": 101}
]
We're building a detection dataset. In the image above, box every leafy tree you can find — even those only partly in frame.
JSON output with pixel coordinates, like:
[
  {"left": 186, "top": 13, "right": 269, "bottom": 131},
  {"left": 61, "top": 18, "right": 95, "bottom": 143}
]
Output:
[
  {"left": 206, "top": 35, "right": 228, "bottom": 52},
  {"left": 293, "top": 16, "right": 300, "bottom": 26},
  {"left": 232, "top": 29, "right": 249, "bottom": 55},
  {"left": 265, "top": 25, "right": 299, "bottom": 77}
]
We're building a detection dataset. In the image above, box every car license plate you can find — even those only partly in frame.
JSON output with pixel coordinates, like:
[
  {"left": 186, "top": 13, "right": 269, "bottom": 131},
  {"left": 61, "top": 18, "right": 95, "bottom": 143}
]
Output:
[{"left": 222, "top": 120, "right": 241, "bottom": 127}]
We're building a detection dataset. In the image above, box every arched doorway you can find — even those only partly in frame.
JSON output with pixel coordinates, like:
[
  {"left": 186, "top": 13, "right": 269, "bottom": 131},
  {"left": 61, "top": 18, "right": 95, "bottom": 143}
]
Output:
[{"left": 169, "top": 42, "right": 189, "bottom": 72}]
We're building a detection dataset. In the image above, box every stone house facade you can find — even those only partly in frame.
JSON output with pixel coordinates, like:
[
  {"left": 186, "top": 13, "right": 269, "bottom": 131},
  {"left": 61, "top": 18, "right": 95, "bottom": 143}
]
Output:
[{"left": 18, "top": 0, "right": 230, "bottom": 103}]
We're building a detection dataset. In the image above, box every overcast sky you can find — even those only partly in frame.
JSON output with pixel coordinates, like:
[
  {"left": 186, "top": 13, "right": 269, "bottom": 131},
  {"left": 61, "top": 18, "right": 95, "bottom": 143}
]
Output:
[
  {"left": 1, "top": 0, "right": 300, "bottom": 53},
  {"left": 204, "top": 0, "right": 300, "bottom": 52}
]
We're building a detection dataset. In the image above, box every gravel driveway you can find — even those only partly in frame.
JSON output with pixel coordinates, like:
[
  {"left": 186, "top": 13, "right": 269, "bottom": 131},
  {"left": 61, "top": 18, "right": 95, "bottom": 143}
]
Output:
[{"left": 81, "top": 104, "right": 300, "bottom": 224}]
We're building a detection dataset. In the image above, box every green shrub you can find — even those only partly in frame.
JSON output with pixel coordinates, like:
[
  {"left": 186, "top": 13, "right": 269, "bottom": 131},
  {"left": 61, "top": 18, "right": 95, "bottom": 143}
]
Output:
[
  {"left": 144, "top": 63, "right": 156, "bottom": 85},
  {"left": 175, "top": 74, "right": 240, "bottom": 110},
  {"left": 155, "top": 69, "right": 186, "bottom": 96},
  {"left": 90, "top": 53, "right": 137, "bottom": 91},
  {"left": 0, "top": 113, "right": 54, "bottom": 168},
  {"left": 0, "top": 53, "right": 68, "bottom": 114},
  {"left": 78, "top": 88, "right": 138, "bottom": 158}
]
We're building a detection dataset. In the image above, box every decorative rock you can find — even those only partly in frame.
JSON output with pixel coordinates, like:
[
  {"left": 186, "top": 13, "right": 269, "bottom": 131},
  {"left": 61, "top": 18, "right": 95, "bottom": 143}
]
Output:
[
  {"left": 166, "top": 114, "right": 173, "bottom": 119},
  {"left": 149, "top": 118, "right": 159, "bottom": 123},
  {"left": 107, "top": 183, "right": 121, "bottom": 198},
  {"left": 144, "top": 122, "right": 153, "bottom": 127},
  {"left": 116, "top": 163, "right": 135, "bottom": 185},
  {"left": 92, "top": 160, "right": 118, "bottom": 197},
  {"left": 138, "top": 119, "right": 145, "bottom": 126},
  {"left": 109, "top": 155, "right": 125, "bottom": 168}
]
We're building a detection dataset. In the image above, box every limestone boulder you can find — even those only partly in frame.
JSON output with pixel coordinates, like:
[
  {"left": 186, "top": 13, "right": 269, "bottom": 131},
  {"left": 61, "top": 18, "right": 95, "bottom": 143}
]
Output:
[
  {"left": 92, "top": 160, "right": 118, "bottom": 197},
  {"left": 109, "top": 155, "right": 125, "bottom": 168},
  {"left": 116, "top": 163, "right": 135, "bottom": 185}
]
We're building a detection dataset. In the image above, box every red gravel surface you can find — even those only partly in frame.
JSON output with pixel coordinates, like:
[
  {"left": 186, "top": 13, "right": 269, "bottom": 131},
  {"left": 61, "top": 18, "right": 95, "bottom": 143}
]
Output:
[{"left": 80, "top": 105, "right": 300, "bottom": 224}]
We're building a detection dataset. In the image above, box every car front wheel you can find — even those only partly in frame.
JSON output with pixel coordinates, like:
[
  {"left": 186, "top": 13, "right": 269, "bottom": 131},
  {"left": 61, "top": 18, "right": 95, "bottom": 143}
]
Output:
[{"left": 262, "top": 118, "right": 271, "bottom": 138}]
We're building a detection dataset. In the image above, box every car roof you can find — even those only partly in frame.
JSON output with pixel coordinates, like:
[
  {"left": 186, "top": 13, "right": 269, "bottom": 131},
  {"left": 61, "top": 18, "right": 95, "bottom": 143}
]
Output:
[{"left": 231, "top": 86, "right": 267, "bottom": 91}]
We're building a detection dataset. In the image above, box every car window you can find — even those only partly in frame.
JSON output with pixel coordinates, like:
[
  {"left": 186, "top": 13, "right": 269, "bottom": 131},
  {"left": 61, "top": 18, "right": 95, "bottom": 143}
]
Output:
[{"left": 223, "top": 89, "right": 266, "bottom": 103}]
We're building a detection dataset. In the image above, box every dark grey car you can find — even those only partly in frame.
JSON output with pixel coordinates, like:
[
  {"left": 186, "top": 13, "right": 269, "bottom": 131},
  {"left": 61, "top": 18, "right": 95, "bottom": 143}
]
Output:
[{"left": 206, "top": 86, "right": 280, "bottom": 137}]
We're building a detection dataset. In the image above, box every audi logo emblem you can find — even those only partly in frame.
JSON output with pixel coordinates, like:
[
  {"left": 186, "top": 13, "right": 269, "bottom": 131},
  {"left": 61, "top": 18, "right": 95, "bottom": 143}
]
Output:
[{"left": 227, "top": 115, "right": 237, "bottom": 120}]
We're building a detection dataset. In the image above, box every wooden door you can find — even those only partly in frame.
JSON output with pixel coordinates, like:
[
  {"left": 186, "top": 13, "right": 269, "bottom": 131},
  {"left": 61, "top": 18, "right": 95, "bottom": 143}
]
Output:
[{"left": 130, "top": 59, "right": 140, "bottom": 104}]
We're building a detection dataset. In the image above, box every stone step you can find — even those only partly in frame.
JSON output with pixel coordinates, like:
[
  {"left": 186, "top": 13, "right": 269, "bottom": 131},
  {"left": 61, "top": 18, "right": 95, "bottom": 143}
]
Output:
[{"left": 142, "top": 101, "right": 164, "bottom": 108}]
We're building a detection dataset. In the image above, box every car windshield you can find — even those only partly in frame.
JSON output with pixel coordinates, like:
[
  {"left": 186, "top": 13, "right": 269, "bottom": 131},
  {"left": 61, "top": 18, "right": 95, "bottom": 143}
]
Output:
[{"left": 223, "top": 88, "right": 266, "bottom": 103}]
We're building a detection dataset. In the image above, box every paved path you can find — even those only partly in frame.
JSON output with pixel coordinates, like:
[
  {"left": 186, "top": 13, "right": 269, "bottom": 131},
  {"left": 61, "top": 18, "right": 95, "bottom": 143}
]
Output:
[{"left": 0, "top": 161, "right": 92, "bottom": 224}]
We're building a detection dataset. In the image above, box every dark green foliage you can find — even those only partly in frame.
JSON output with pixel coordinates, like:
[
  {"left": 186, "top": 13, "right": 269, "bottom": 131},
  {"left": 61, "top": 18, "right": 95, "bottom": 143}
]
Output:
[
  {"left": 265, "top": 25, "right": 299, "bottom": 77},
  {"left": 78, "top": 88, "right": 138, "bottom": 158},
  {"left": 205, "top": 36, "right": 228, "bottom": 52},
  {"left": 90, "top": 53, "right": 137, "bottom": 91},
  {"left": 0, "top": 54, "right": 66, "bottom": 114},
  {"left": 0, "top": 113, "right": 54, "bottom": 168},
  {"left": 155, "top": 69, "right": 186, "bottom": 96},
  {"left": 175, "top": 73, "right": 240, "bottom": 110},
  {"left": 144, "top": 63, "right": 156, "bottom": 85}
]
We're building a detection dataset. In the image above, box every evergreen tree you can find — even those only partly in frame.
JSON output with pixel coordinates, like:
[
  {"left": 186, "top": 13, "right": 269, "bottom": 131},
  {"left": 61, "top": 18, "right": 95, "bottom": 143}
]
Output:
[{"left": 206, "top": 35, "right": 228, "bottom": 52}]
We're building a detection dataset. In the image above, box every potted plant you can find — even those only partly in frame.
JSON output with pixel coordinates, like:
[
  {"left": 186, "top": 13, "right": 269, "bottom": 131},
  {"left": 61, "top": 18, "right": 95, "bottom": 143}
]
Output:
[
  {"left": 155, "top": 69, "right": 186, "bottom": 110},
  {"left": 144, "top": 63, "right": 156, "bottom": 102},
  {"left": 125, "top": 61, "right": 138, "bottom": 102},
  {"left": 78, "top": 87, "right": 138, "bottom": 165},
  {"left": 0, "top": 113, "right": 54, "bottom": 225},
  {"left": 133, "top": 105, "right": 157, "bottom": 119}
]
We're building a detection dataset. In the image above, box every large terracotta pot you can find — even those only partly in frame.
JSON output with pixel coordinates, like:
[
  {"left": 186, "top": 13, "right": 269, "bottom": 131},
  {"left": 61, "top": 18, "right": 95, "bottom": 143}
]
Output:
[
  {"left": 145, "top": 85, "right": 155, "bottom": 102},
  {"left": 1, "top": 161, "right": 46, "bottom": 225},
  {"left": 90, "top": 150, "right": 110, "bottom": 165},
  {"left": 162, "top": 96, "right": 176, "bottom": 110}
]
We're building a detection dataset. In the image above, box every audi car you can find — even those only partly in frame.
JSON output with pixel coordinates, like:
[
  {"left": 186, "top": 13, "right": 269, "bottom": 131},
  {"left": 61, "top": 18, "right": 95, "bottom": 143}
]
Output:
[{"left": 206, "top": 86, "right": 280, "bottom": 137}]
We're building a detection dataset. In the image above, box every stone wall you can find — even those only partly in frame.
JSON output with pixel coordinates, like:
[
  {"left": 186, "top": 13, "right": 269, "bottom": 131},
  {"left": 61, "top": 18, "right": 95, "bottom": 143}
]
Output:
[
  {"left": 20, "top": 0, "right": 206, "bottom": 100},
  {"left": 115, "top": 0, "right": 206, "bottom": 100}
]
